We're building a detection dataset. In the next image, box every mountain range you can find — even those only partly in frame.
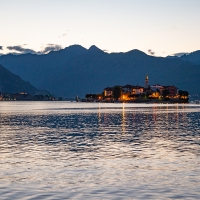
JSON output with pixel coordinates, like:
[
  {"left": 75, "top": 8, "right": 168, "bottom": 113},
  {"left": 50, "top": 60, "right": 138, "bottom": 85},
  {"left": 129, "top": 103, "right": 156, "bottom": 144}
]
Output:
[{"left": 0, "top": 45, "right": 200, "bottom": 97}]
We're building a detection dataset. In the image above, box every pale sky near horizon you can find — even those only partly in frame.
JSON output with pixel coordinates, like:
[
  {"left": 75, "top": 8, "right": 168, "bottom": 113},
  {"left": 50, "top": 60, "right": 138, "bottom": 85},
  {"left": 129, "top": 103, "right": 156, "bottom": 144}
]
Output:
[{"left": 1, "top": 0, "right": 200, "bottom": 57}]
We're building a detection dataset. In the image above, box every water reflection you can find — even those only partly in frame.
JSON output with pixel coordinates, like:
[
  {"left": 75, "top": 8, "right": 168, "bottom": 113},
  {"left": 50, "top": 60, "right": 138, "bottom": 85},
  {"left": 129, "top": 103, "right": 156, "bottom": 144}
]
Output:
[
  {"left": 0, "top": 102, "right": 200, "bottom": 199},
  {"left": 0, "top": 105, "right": 199, "bottom": 156}
]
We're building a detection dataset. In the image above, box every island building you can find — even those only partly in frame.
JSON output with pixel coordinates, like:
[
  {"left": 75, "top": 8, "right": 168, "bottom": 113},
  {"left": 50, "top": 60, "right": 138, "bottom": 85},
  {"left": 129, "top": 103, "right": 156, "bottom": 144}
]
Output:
[
  {"left": 85, "top": 75, "right": 189, "bottom": 102},
  {"left": 145, "top": 74, "right": 149, "bottom": 88},
  {"left": 104, "top": 87, "right": 113, "bottom": 97}
]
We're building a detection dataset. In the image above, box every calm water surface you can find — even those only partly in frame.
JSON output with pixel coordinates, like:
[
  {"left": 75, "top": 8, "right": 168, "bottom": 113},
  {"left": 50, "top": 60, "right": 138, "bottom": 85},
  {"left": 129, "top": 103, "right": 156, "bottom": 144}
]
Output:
[{"left": 0, "top": 102, "right": 200, "bottom": 199}]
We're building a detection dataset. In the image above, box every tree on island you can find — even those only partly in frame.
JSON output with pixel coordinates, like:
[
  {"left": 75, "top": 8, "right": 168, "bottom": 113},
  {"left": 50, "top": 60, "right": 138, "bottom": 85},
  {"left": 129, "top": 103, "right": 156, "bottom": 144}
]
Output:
[
  {"left": 85, "top": 94, "right": 93, "bottom": 98},
  {"left": 113, "top": 86, "right": 122, "bottom": 100},
  {"left": 178, "top": 90, "right": 189, "bottom": 100},
  {"left": 178, "top": 90, "right": 189, "bottom": 96},
  {"left": 162, "top": 89, "right": 170, "bottom": 98}
]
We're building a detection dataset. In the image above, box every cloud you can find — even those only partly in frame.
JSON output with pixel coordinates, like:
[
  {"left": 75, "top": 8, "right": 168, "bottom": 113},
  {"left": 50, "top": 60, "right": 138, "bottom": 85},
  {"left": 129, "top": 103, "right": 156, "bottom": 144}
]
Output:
[
  {"left": 6, "top": 44, "right": 63, "bottom": 55},
  {"left": 0, "top": 46, "right": 3, "bottom": 50},
  {"left": 148, "top": 49, "right": 155, "bottom": 56},
  {"left": 7, "top": 45, "right": 37, "bottom": 54},
  {"left": 41, "top": 44, "right": 62, "bottom": 54},
  {"left": 171, "top": 52, "right": 190, "bottom": 57}
]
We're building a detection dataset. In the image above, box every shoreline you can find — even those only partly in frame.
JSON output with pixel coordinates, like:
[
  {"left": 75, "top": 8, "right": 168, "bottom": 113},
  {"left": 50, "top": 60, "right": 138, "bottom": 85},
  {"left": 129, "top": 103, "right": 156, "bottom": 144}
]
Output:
[{"left": 82, "top": 99, "right": 189, "bottom": 104}]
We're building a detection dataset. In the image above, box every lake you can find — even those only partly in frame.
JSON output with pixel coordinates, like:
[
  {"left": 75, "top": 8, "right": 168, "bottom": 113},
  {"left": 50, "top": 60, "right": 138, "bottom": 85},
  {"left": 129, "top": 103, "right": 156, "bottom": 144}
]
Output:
[{"left": 0, "top": 102, "right": 200, "bottom": 199}]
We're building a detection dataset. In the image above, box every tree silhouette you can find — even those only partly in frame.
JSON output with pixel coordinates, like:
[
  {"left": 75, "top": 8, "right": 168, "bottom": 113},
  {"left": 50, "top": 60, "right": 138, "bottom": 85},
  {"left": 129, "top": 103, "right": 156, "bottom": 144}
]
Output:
[
  {"left": 113, "top": 86, "right": 122, "bottom": 100},
  {"left": 178, "top": 90, "right": 189, "bottom": 96},
  {"left": 162, "top": 89, "right": 170, "bottom": 97}
]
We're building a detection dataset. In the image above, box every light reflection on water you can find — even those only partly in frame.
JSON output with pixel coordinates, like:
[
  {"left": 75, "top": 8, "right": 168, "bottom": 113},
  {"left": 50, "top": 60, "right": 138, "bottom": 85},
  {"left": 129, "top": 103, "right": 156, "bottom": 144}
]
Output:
[{"left": 0, "top": 102, "right": 200, "bottom": 199}]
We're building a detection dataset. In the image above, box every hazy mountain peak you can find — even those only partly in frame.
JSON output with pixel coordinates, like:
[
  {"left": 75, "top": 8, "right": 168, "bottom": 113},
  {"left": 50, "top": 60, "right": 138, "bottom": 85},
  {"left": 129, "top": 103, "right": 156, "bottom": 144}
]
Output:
[
  {"left": 60, "top": 44, "right": 87, "bottom": 53},
  {"left": 129, "top": 49, "right": 146, "bottom": 54},
  {"left": 65, "top": 44, "right": 86, "bottom": 50},
  {"left": 46, "top": 44, "right": 87, "bottom": 58},
  {"left": 88, "top": 45, "right": 104, "bottom": 53}
]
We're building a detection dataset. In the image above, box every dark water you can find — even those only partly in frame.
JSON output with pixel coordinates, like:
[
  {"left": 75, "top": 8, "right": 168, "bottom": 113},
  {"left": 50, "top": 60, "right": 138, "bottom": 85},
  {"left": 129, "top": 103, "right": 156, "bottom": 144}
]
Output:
[{"left": 0, "top": 102, "right": 200, "bottom": 199}]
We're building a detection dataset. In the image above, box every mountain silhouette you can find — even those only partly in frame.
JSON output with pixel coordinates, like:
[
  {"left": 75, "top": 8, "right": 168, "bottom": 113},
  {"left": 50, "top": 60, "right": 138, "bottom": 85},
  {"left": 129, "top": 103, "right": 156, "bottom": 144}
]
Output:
[
  {"left": 0, "top": 45, "right": 200, "bottom": 97},
  {"left": 0, "top": 64, "right": 40, "bottom": 94},
  {"left": 88, "top": 45, "right": 105, "bottom": 55}
]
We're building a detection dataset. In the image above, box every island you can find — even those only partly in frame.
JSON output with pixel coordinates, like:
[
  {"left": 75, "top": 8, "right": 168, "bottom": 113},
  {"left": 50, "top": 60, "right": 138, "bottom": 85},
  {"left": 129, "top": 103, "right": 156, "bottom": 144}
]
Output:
[{"left": 85, "top": 75, "right": 189, "bottom": 103}]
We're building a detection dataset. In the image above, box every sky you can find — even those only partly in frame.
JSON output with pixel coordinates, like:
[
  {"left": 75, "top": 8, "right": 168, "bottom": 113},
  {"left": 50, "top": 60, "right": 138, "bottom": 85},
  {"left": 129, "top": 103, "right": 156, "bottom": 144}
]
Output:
[{"left": 0, "top": 0, "right": 200, "bottom": 57}]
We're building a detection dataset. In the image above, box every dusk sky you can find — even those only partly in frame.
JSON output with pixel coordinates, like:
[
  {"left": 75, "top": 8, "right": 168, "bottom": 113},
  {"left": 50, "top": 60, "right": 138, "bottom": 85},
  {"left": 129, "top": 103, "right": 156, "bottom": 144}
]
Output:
[{"left": 1, "top": 0, "right": 200, "bottom": 56}]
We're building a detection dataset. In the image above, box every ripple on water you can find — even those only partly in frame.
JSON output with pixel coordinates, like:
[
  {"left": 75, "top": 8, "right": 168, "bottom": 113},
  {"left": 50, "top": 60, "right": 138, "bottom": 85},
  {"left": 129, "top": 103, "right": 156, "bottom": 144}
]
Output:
[{"left": 0, "top": 102, "right": 200, "bottom": 199}]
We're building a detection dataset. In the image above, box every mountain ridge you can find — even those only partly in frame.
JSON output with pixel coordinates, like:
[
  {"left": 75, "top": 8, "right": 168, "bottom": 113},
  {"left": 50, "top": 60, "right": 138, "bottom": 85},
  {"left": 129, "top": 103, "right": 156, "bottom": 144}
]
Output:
[{"left": 0, "top": 45, "right": 200, "bottom": 97}]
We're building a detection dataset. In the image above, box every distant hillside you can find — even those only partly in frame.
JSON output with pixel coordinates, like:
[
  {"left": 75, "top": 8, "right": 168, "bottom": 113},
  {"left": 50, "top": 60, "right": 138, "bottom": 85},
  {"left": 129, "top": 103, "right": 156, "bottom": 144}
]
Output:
[
  {"left": 179, "top": 50, "right": 200, "bottom": 65},
  {"left": 167, "top": 50, "right": 200, "bottom": 65},
  {"left": 0, "top": 64, "right": 40, "bottom": 94},
  {"left": 0, "top": 45, "right": 200, "bottom": 97}
]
